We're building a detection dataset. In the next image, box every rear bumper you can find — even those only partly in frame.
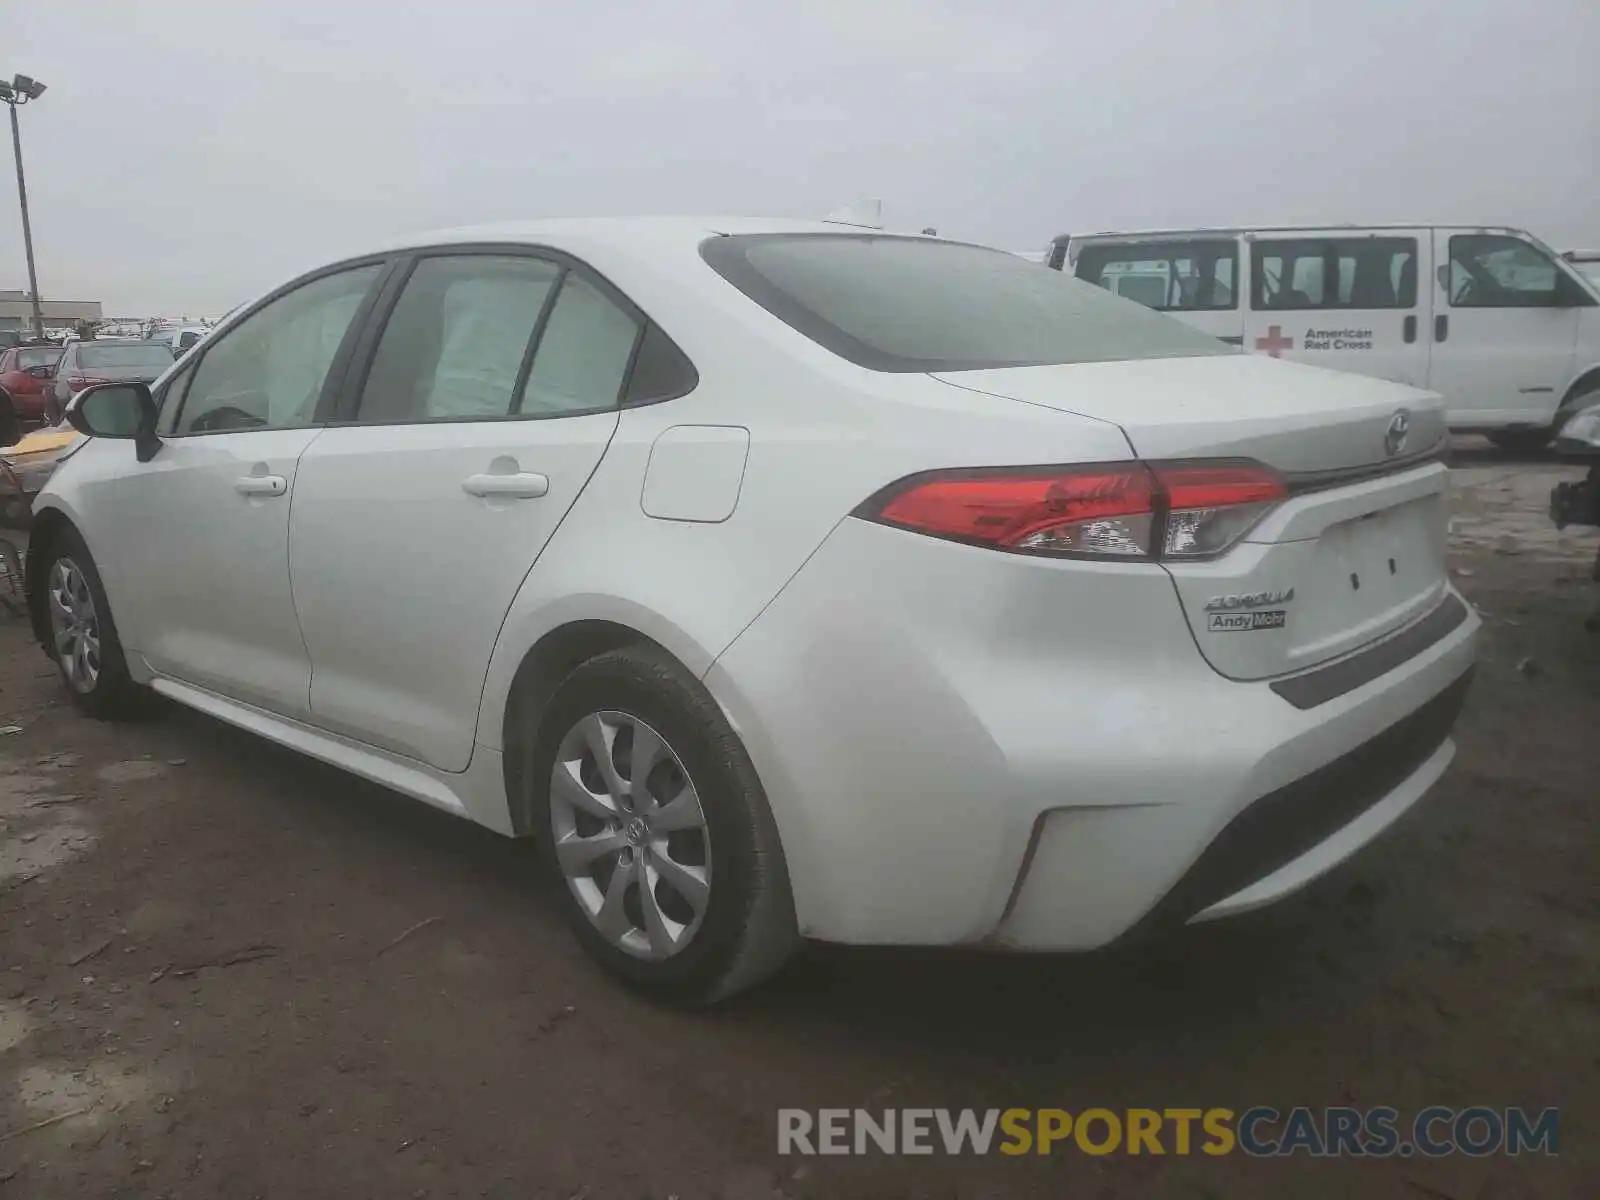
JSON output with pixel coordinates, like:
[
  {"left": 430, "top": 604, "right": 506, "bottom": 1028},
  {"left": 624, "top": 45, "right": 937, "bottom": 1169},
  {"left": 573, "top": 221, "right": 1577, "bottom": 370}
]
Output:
[
  {"left": 707, "top": 517, "right": 1479, "bottom": 949},
  {"left": 1121, "top": 668, "right": 1471, "bottom": 935}
]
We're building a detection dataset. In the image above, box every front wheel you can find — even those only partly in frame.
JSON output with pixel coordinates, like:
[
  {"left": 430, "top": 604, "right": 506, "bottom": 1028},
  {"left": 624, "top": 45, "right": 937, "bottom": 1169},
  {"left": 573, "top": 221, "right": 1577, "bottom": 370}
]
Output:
[
  {"left": 39, "top": 529, "right": 143, "bottom": 718},
  {"left": 527, "top": 645, "right": 799, "bottom": 1004}
]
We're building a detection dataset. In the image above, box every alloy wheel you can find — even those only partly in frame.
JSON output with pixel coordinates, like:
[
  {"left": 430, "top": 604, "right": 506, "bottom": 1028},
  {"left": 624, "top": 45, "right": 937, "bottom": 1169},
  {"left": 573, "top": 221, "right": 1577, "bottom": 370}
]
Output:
[
  {"left": 47, "top": 557, "right": 100, "bottom": 694},
  {"left": 548, "top": 710, "right": 711, "bottom": 960}
]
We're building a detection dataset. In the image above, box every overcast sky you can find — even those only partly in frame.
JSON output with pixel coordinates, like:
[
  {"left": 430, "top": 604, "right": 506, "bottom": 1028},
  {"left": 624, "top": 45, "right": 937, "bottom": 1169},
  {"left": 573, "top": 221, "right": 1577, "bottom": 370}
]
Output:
[{"left": 5, "top": 0, "right": 1598, "bottom": 314}]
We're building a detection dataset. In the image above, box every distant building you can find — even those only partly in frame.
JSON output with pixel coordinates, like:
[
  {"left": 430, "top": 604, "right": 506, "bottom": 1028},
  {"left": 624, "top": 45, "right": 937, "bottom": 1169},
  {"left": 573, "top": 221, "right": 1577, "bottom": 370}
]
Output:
[{"left": 0, "top": 289, "right": 104, "bottom": 334}]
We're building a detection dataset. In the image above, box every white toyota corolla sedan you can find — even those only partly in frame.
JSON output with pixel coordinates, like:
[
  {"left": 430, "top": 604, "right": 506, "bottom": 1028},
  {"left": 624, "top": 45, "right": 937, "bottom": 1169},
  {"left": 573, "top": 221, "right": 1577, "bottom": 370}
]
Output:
[{"left": 26, "top": 218, "right": 1478, "bottom": 1002}]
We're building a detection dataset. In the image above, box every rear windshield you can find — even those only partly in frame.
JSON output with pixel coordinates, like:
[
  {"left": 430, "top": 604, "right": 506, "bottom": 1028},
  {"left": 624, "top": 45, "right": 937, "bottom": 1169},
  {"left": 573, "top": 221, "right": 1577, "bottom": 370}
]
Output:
[
  {"left": 17, "top": 347, "right": 60, "bottom": 369},
  {"left": 700, "top": 234, "right": 1234, "bottom": 372},
  {"left": 77, "top": 343, "right": 175, "bottom": 369}
]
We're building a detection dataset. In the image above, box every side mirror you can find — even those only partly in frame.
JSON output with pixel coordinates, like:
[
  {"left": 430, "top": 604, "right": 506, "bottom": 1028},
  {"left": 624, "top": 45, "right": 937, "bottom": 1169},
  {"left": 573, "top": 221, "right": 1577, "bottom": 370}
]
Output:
[
  {"left": 26, "top": 364, "right": 52, "bottom": 380},
  {"left": 66, "top": 382, "right": 162, "bottom": 462}
]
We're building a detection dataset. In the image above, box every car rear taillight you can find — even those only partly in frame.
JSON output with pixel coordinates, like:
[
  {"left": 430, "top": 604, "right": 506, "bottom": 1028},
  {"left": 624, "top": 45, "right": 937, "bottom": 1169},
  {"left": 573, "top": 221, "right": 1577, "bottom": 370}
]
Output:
[
  {"left": 855, "top": 461, "right": 1287, "bottom": 561},
  {"left": 66, "top": 375, "right": 108, "bottom": 390}
]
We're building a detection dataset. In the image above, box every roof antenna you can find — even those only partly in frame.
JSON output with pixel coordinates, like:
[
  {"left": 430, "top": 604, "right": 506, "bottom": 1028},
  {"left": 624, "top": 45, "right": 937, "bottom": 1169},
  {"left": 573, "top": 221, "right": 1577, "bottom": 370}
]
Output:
[{"left": 823, "top": 197, "right": 884, "bottom": 230}]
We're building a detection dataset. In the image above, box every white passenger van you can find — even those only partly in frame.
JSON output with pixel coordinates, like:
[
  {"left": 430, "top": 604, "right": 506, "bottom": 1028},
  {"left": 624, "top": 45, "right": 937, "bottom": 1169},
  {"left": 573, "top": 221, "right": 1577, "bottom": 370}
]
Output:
[{"left": 1048, "top": 226, "right": 1600, "bottom": 450}]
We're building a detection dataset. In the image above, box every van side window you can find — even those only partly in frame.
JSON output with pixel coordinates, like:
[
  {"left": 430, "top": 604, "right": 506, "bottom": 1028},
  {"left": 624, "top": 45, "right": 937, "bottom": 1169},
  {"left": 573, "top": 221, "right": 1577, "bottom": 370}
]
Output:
[
  {"left": 1253, "top": 238, "right": 1417, "bottom": 310},
  {"left": 1072, "top": 241, "right": 1237, "bottom": 312},
  {"left": 1447, "top": 235, "right": 1564, "bottom": 308}
]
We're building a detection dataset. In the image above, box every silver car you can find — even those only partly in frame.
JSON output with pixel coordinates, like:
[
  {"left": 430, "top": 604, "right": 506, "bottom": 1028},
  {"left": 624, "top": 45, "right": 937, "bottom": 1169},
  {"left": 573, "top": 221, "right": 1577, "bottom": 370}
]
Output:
[{"left": 48, "top": 339, "right": 174, "bottom": 424}]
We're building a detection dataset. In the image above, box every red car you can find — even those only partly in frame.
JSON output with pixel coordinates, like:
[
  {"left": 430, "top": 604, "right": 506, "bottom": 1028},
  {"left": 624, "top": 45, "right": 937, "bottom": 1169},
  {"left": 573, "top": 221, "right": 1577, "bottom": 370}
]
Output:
[{"left": 0, "top": 343, "right": 63, "bottom": 425}]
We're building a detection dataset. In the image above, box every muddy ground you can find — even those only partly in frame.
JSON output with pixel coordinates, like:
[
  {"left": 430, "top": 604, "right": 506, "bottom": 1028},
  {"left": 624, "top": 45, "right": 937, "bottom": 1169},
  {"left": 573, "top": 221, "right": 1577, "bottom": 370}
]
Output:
[{"left": 1, "top": 445, "right": 1597, "bottom": 1199}]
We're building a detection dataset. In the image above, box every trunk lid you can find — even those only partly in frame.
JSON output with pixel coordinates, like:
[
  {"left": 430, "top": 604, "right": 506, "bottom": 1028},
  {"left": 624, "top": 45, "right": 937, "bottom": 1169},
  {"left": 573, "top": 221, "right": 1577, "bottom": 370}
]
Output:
[{"left": 934, "top": 354, "right": 1454, "bottom": 681}]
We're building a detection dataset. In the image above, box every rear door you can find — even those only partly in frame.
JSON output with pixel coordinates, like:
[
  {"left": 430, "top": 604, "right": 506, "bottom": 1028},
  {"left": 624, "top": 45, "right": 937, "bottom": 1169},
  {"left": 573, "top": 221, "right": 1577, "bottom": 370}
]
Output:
[
  {"left": 1426, "top": 231, "right": 1583, "bottom": 428},
  {"left": 1071, "top": 237, "right": 1245, "bottom": 344},
  {"left": 288, "top": 247, "right": 662, "bottom": 772},
  {"left": 1244, "top": 230, "right": 1432, "bottom": 388}
]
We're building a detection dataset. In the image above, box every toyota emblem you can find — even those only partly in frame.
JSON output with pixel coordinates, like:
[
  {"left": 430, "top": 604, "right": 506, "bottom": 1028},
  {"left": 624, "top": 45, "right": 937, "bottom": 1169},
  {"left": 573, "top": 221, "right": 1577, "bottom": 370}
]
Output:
[{"left": 1384, "top": 410, "right": 1411, "bottom": 458}]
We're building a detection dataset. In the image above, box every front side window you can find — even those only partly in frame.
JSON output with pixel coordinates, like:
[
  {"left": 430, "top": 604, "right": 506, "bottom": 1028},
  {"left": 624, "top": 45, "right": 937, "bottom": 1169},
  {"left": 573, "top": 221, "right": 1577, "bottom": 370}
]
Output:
[
  {"left": 1074, "top": 240, "right": 1238, "bottom": 312},
  {"left": 354, "top": 255, "right": 562, "bottom": 423},
  {"left": 1253, "top": 238, "right": 1417, "bottom": 310},
  {"left": 155, "top": 361, "right": 196, "bottom": 436},
  {"left": 703, "top": 234, "right": 1233, "bottom": 372},
  {"left": 175, "top": 264, "right": 382, "bottom": 435},
  {"left": 1449, "top": 235, "right": 1564, "bottom": 308}
]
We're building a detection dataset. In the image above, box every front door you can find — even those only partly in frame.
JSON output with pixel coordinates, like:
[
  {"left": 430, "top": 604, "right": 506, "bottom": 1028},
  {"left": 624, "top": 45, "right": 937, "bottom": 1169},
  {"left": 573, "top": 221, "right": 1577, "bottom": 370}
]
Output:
[
  {"left": 97, "top": 262, "right": 386, "bottom": 718},
  {"left": 1244, "top": 231, "right": 1432, "bottom": 389},
  {"left": 289, "top": 250, "right": 645, "bottom": 772},
  {"left": 1426, "top": 231, "right": 1582, "bottom": 429}
]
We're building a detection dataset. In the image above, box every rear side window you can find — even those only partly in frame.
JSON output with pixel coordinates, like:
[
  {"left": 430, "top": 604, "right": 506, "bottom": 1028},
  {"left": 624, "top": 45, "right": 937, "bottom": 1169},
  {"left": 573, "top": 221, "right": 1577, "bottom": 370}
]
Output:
[
  {"left": 701, "top": 234, "right": 1233, "bottom": 372},
  {"left": 355, "top": 255, "right": 563, "bottom": 423},
  {"left": 1073, "top": 240, "right": 1238, "bottom": 311},
  {"left": 1253, "top": 237, "right": 1418, "bottom": 310},
  {"left": 520, "top": 274, "right": 641, "bottom": 416},
  {"left": 624, "top": 322, "right": 698, "bottom": 405}
]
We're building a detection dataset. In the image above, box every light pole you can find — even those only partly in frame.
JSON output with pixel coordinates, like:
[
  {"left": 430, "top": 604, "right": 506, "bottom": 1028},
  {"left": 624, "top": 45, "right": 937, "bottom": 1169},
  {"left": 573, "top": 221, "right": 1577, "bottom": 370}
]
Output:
[{"left": 0, "top": 73, "right": 48, "bottom": 340}]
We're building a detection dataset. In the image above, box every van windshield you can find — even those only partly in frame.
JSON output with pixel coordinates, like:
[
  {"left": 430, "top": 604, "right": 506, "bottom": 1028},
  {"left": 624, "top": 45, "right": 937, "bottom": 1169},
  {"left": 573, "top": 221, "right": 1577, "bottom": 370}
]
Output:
[{"left": 701, "top": 234, "right": 1235, "bottom": 373}]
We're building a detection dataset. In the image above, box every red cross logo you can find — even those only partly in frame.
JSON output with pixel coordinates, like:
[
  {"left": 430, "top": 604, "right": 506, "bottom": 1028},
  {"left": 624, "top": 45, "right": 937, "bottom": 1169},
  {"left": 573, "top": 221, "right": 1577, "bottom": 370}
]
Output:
[{"left": 1255, "top": 325, "right": 1293, "bottom": 357}]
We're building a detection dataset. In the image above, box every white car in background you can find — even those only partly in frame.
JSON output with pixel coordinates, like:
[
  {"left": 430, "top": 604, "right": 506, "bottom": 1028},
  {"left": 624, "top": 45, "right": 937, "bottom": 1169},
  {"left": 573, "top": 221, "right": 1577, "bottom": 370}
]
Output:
[
  {"left": 143, "top": 325, "right": 211, "bottom": 355},
  {"left": 26, "top": 218, "right": 1477, "bottom": 1002}
]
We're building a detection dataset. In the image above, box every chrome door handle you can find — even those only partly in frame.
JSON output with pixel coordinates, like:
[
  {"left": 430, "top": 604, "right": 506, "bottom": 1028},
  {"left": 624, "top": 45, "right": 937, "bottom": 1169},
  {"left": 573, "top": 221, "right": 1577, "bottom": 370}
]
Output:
[
  {"left": 462, "top": 471, "right": 549, "bottom": 499},
  {"left": 234, "top": 475, "right": 287, "bottom": 497}
]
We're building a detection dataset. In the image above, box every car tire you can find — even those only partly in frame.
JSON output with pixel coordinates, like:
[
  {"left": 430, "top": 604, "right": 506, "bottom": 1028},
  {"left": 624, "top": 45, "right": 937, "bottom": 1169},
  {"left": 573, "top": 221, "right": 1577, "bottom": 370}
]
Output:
[
  {"left": 526, "top": 644, "right": 799, "bottom": 1005},
  {"left": 38, "top": 528, "right": 144, "bottom": 719},
  {"left": 1485, "top": 428, "right": 1553, "bottom": 453}
]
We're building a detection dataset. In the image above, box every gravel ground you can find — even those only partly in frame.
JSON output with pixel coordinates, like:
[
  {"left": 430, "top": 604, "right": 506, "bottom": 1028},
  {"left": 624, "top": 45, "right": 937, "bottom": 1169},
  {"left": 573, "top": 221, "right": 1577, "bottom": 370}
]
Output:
[{"left": 0, "top": 448, "right": 1596, "bottom": 1199}]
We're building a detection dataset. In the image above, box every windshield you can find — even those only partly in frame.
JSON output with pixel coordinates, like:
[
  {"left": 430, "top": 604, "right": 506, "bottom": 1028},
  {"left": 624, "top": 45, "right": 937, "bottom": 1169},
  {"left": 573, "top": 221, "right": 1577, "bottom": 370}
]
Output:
[
  {"left": 17, "top": 347, "right": 61, "bottom": 369},
  {"left": 77, "top": 343, "right": 175, "bottom": 370},
  {"left": 700, "top": 234, "right": 1235, "bottom": 373}
]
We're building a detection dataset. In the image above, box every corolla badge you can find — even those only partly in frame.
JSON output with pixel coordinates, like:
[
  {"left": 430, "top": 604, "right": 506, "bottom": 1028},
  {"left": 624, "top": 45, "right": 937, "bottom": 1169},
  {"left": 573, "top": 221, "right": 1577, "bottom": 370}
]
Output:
[
  {"left": 1203, "top": 587, "right": 1295, "bottom": 612},
  {"left": 1385, "top": 409, "right": 1411, "bottom": 458}
]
